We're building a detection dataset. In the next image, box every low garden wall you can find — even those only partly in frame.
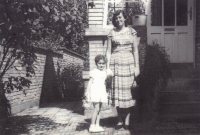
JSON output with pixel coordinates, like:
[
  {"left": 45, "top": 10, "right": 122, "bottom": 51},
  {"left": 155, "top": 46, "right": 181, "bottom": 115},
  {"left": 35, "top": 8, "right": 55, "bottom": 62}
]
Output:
[{"left": 2, "top": 47, "right": 85, "bottom": 115}]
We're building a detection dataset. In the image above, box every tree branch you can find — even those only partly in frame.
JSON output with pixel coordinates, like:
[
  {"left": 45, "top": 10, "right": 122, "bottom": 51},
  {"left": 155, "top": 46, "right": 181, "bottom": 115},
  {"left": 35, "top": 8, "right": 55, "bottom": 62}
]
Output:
[
  {"left": 0, "top": 38, "right": 11, "bottom": 71},
  {"left": 0, "top": 48, "right": 17, "bottom": 79}
]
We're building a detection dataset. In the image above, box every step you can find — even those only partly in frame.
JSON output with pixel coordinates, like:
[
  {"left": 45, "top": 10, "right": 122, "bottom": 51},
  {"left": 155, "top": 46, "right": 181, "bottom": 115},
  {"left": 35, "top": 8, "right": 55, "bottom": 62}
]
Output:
[
  {"left": 160, "top": 101, "right": 200, "bottom": 114},
  {"left": 166, "top": 78, "right": 200, "bottom": 91},
  {"left": 170, "top": 63, "right": 194, "bottom": 70},
  {"left": 160, "top": 113, "right": 200, "bottom": 122},
  {"left": 172, "top": 69, "right": 200, "bottom": 79},
  {"left": 160, "top": 90, "right": 200, "bottom": 102}
]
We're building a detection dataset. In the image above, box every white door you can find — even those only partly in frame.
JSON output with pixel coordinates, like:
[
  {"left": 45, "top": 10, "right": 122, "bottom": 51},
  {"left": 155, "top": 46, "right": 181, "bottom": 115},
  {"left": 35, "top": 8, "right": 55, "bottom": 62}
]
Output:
[{"left": 147, "top": 0, "right": 195, "bottom": 63}]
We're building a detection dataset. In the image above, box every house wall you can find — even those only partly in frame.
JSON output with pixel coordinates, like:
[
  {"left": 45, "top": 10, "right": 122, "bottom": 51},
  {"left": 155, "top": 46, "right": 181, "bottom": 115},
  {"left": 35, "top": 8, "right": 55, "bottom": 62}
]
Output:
[
  {"left": 196, "top": 0, "right": 200, "bottom": 68},
  {"left": 85, "top": 0, "right": 147, "bottom": 77},
  {"left": 3, "top": 48, "right": 85, "bottom": 115},
  {"left": 88, "top": 0, "right": 104, "bottom": 28}
]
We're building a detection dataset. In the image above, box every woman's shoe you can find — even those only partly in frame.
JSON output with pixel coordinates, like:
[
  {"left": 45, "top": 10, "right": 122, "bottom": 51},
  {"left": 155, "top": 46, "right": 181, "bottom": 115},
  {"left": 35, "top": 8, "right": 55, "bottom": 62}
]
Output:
[
  {"left": 115, "top": 123, "right": 123, "bottom": 130},
  {"left": 124, "top": 124, "right": 130, "bottom": 130}
]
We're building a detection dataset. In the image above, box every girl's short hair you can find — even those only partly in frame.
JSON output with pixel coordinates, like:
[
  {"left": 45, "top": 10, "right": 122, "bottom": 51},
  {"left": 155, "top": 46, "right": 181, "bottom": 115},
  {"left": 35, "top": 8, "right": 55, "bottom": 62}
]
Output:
[
  {"left": 112, "top": 10, "right": 128, "bottom": 28},
  {"left": 95, "top": 54, "right": 107, "bottom": 64}
]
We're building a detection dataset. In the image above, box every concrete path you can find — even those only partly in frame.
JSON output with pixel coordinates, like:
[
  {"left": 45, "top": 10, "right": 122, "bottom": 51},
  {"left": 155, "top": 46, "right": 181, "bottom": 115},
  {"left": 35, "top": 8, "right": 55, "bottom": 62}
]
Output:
[{"left": 1, "top": 101, "right": 200, "bottom": 135}]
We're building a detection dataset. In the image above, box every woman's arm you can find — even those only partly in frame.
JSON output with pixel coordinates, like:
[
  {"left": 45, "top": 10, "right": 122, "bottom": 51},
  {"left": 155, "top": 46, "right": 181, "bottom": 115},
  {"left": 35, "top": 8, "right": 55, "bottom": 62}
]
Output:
[
  {"left": 106, "top": 38, "right": 112, "bottom": 69},
  {"left": 132, "top": 35, "right": 140, "bottom": 76}
]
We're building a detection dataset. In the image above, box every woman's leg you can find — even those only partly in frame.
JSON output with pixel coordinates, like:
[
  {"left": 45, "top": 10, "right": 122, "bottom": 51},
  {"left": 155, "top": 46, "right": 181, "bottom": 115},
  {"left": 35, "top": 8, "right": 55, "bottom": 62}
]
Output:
[
  {"left": 125, "top": 113, "right": 130, "bottom": 125},
  {"left": 124, "top": 108, "right": 131, "bottom": 125},
  {"left": 124, "top": 107, "right": 131, "bottom": 130},
  {"left": 116, "top": 107, "right": 123, "bottom": 124}
]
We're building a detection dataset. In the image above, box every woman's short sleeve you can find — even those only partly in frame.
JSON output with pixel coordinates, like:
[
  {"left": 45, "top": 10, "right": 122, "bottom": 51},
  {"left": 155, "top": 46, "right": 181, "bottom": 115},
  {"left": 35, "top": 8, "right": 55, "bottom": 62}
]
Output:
[
  {"left": 107, "top": 30, "right": 113, "bottom": 39},
  {"left": 131, "top": 28, "right": 137, "bottom": 36}
]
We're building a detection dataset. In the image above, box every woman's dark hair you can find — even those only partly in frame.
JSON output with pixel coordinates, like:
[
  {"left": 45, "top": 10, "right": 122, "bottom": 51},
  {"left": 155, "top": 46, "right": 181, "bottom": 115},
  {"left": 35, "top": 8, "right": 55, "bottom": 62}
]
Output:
[
  {"left": 95, "top": 54, "right": 107, "bottom": 64},
  {"left": 112, "top": 10, "right": 128, "bottom": 28}
]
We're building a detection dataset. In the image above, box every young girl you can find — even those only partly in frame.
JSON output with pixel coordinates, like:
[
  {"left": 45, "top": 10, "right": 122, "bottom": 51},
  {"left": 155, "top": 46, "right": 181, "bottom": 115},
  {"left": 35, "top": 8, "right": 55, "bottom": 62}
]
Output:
[{"left": 85, "top": 54, "right": 110, "bottom": 132}]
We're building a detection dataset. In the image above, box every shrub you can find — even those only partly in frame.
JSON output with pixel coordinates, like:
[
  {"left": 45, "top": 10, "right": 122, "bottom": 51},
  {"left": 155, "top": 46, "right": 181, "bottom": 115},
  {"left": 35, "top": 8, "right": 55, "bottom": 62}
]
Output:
[
  {"left": 136, "top": 41, "right": 172, "bottom": 122},
  {"left": 60, "top": 63, "right": 84, "bottom": 101}
]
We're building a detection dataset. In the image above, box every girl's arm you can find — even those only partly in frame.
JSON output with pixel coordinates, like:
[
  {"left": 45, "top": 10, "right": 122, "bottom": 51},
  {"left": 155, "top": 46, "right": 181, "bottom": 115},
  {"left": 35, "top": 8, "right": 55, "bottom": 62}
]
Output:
[
  {"left": 132, "top": 35, "right": 140, "bottom": 77},
  {"left": 84, "top": 77, "right": 93, "bottom": 100}
]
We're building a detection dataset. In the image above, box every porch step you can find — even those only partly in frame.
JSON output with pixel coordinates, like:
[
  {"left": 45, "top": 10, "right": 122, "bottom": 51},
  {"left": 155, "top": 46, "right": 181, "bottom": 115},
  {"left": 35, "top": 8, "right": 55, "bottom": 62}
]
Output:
[
  {"left": 166, "top": 78, "right": 200, "bottom": 91},
  {"left": 160, "top": 90, "right": 200, "bottom": 102},
  {"left": 160, "top": 101, "right": 200, "bottom": 114},
  {"left": 159, "top": 68, "right": 200, "bottom": 122},
  {"left": 160, "top": 113, "right": 200, "bottom": 122},
  {"left": 171, "top": 69, "right": 200, "bottom": 79}
]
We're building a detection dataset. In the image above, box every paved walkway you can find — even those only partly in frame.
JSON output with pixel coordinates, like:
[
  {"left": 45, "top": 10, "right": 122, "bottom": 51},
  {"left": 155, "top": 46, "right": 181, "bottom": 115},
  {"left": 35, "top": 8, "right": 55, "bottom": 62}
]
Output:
[{"left": 1, "top": 101, "right": 200, "bottom": 135}]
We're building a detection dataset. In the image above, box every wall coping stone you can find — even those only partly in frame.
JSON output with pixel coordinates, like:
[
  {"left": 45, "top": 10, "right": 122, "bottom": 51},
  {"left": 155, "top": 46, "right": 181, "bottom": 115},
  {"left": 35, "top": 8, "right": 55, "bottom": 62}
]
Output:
[
  {"left": 85, "top": 28, "right": 112, "bottom": 37},
  {"left": 34, "top": 46, "right": 63, "bottom": 58},
  {"left": 58, "top": 47, "right": 86, "bottom": 60}
]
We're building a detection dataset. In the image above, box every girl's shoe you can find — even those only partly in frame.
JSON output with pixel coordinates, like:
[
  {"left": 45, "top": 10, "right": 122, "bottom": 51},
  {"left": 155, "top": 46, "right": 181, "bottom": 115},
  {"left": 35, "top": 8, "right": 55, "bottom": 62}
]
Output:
[
  {"left": 89, "top": 125, "right": 104, "bottom": 132},
  {"left": 89, "top": 124, "right": 96, "bottom": 132},
  {"left": 95, "top": 125, "right": 105, "bottom": 132}
]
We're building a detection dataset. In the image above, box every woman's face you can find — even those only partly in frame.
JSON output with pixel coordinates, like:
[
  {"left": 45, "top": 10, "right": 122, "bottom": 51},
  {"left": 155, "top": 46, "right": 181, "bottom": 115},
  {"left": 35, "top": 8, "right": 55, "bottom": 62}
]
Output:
[
  {"left": 96, "top": 59, "right": 105, "bottom": 71},
  {"left": 115, "top": 12, "right": 125, "bottom": 28}
]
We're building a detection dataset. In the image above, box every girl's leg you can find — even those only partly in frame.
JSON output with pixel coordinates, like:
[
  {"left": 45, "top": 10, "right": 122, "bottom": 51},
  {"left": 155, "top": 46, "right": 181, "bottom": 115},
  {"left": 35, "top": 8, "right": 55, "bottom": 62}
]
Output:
[
  {"left": 91, "top": 102, "right": 100, "bottom": 125},
  {"left": 90, "top": 102, "right": 104, "bottom": 132},
  {"left": 96, "top": 102, "right": 102, "bottom": 126}
]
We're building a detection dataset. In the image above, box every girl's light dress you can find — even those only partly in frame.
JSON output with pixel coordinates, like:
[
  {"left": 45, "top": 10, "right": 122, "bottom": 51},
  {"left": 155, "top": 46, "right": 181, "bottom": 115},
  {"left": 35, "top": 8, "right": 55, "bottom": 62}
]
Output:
[{"left": 89, "top": 68, "right": 108, "bottom": 103}]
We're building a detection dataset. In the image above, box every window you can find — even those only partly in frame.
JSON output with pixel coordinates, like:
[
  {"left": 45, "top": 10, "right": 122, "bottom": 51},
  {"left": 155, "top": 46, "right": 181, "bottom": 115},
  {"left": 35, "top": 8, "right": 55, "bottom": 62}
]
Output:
[
  {"left": 151, "top": 0, "right": 188, "bottom": 26},
  {"left": 103, "top": 0, "right": 147, "bottom": 28}
]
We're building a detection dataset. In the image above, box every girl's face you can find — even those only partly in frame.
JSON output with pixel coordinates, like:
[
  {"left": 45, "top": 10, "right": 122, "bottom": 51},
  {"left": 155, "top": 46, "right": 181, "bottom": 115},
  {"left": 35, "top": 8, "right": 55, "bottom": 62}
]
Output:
[
  {"left": 115, "top": 12, "right": 126, "bottom": 28},
  {"left": 96, "top": 59, "right": 105, "bottom": 71}
]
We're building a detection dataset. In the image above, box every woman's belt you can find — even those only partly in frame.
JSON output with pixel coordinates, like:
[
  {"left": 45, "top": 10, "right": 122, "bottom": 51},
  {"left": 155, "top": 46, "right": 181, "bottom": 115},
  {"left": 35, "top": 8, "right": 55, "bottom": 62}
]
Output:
[{"left": 112, "top": 50, "right": 132, "bottom": 54}]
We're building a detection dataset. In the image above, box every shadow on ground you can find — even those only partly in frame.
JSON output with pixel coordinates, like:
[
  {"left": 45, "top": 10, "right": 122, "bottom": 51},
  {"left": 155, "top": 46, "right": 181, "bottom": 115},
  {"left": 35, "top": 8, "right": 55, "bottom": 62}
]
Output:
[
  {"left": 0, "top": 115, "right": 68, "bottom": 135},
  {"left": 40, "top": 101, "right": 84, "bottom": 115}
]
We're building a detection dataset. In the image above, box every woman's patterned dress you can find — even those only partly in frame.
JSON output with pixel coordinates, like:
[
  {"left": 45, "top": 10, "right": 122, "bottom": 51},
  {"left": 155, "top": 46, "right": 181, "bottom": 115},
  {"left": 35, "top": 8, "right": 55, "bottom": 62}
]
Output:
[{"left": 108, "top": 27, "right": 137, "bottom": 108}]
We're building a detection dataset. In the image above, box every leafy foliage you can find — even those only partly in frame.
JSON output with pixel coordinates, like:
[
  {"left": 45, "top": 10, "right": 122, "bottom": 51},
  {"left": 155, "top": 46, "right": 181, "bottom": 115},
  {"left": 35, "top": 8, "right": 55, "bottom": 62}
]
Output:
[
  {"left": 130, "top": 0, "right": 146, "bottom": 15},
  {"left": 0, "top": 0, "right": 38, "bottom": 93},
  {"left": 59, "top": 63, "right": 84, "bottom": 101},
  {"left": 30, "top": 0, "right": 89, "bottom": 55},
  {"left": 0, "top": 0, "right": 88, "bottom": 93},
  {"left": 0, "top": 0, "right": 88, "bottom": 117},
  {"left": 136, "top": 42, "right": 172, "bottom": 121}
]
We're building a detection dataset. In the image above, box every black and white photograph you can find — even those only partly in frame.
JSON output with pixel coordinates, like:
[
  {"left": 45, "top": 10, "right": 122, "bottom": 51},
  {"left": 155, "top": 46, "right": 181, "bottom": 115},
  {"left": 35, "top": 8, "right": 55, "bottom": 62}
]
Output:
[{"left": 0, "top": 0, "right": 200, "bottom": 134}]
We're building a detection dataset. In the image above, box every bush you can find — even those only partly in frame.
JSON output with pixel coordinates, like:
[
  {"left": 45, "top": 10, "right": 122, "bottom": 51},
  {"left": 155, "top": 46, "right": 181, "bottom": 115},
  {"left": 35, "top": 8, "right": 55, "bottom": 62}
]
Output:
[
  {"left": 60, "top": 63, "right": 84, "bottom": 101},
  {"left": 136, "top": 42, "right": 172, "bottom": 122}
]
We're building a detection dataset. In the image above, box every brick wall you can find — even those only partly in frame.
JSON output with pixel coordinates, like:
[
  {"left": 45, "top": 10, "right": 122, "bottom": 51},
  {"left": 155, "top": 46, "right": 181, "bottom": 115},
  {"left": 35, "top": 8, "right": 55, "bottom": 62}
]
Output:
[
  {"left": 59, "top": 48, "right": 85, "bottom": 67},
  {"left": 1, "top": 47, "right": 85, "bottom": 115},
  {"left": 39, "top": 50, "right": 62, "bottom": 105},
  {"left": 196, "top": 1, "right": 200, "bottom": 68},
  {"left": 4, "top": 49, "right": 47, "bottom": 115},
  {"left": 40, "top": 48, "right": 85, "bottom": 105}
]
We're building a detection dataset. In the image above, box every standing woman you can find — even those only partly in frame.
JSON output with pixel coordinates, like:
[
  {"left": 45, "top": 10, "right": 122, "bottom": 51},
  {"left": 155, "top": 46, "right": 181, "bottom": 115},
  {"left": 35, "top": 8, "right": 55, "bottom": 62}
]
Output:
[{"left": 106, "top": 10, "right": 140, "bottom": 130}]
